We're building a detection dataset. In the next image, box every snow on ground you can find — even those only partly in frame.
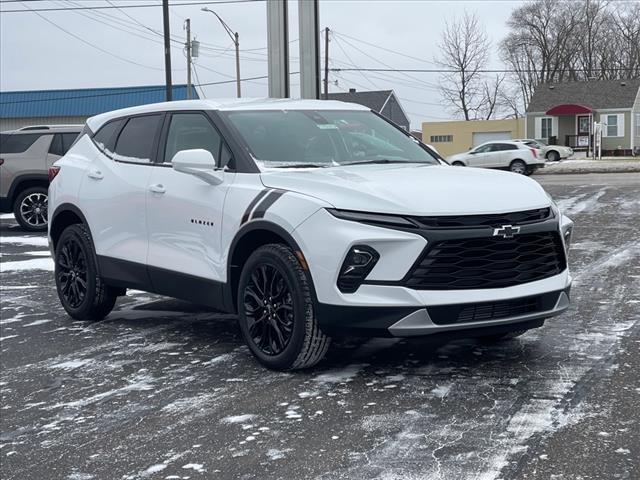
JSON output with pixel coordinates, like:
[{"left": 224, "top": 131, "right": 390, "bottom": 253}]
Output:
[
  {"left": 0, "top": 178, "right": 638, "bottom": 480},
  {"left": 0, "top": 257, "right": 54, "bottom": 272}
]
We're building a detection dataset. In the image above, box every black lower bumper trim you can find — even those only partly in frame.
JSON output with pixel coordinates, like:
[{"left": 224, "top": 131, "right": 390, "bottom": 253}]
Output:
[
  {"left": 316, "top": 303, "right": 418, "bottom": 337},
  {"left": 428, "top": 289, "right": 567, "bottom": 325}
]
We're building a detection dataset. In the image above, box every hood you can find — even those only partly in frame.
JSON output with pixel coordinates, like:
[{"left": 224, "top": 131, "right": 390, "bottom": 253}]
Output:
[{"left": 260, "top": 164, "right": 550, "bottom": 216}]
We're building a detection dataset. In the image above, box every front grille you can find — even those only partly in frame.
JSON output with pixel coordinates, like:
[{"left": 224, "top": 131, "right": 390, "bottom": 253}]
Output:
[
  {"left": 405, "top": 232, "right": 566, "bottom": 290},
  {"left": 428, "top": 291, "right": 560, "bottom": 325},
  {"left": 414, "top": 208, "right": 551, "bottom": 229}
]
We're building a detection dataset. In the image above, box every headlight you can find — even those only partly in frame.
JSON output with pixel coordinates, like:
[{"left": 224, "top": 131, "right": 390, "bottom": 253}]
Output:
[{"left": 327, "top": 209, "right": 417, "bottom": 229}]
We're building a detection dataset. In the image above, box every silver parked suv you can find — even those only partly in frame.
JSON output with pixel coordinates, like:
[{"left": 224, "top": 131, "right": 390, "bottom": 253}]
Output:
[{"left": 0, "top": 125, "right": 81, "bottom": 231}]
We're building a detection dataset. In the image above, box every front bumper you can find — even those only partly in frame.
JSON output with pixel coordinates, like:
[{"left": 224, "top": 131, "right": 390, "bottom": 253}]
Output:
[
  {"left": 316, "top": 285, "right": 571, "bottom": 337},
  {"left": 294, "top": 207, "right": 572, "bottom": 337}
]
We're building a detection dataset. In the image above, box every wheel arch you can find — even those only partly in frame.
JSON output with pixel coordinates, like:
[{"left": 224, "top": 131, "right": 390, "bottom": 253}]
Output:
[
  {"left": 50, "top": 203, "right": 90, "bottom": 251},
  {"left": 8, "top": 174, "right": 49, "bottom": 205},
  {"left": 225, "top": 220, "right": 315, "bottom": 313}
]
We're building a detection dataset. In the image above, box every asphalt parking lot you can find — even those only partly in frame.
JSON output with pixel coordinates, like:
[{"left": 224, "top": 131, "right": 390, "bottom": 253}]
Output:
[{"left": 1, "top": 173, "right": 638, "bottom": 480}]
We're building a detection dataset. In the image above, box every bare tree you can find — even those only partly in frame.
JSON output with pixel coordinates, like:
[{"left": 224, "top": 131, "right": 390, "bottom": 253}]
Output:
[
  {"left": 501, "top": 0, "right": 640, "bottom": 108},
  {"left": 436, "top": 12, "right": 491, "bottom": 120}
]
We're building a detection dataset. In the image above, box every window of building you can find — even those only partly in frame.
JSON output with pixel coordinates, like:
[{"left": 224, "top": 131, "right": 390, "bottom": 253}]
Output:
[
  {"left": 164, "top": 113, "right": 221, "bottom": 165},
  {"left": 606, "top": 115, "right": 617, "bottom": 137},
  {"left": 603, "top": 114, "right": 624, "bottom": 138},
  {"left": 0, "top": 133, "right": 42, "bottom": 154},
  {"left": 541, "top": 118, "right": 552, "bottom": 140},
  {"left": 430, "top": 135, "right": 453, "bottom": 143},
  {"left": 114, "top": 115, "right": 162, "bottom": 163}
]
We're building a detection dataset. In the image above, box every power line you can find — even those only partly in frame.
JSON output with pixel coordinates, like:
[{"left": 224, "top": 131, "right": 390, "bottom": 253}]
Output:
[
  {"left": 331, "top": 67, "right": 638, "bottom": 73},
  {"left": 331, "top": 34, "right": 439, "bottom": 90},
  {"left": 1, "top": 0, "right": 263, "bottom": 13},
  {"left": 332, "top": 30, "right": 437, "bottom": 67},
  {"left": 23, "top": 3, "right": 179, "bottom": 72}
]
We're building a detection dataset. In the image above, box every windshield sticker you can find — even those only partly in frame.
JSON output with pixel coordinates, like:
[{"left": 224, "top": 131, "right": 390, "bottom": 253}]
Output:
[{"left": 317, "top": 124, "right": 339, "bottom": 130}]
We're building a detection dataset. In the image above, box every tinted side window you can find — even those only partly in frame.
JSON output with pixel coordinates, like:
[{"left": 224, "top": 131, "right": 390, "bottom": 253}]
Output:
[
  {"left": 164, "top": 113, "right": 221, "bottom": 164},
  {"left": 500, "top": 144, "right": 518, "bottom": 151},
  {"left": 114, "top": 115, "right": 162, "bottom": 163},
  {"left": 0, "top": 133, "right": 42, "bottom": 154},
  {"left": 49, "top": 134, "right": 64, "bottom": 156},
  {"left": 93, "top": 119, "right": 125, "bottom": 154},
  {"left": 62, "top": 133, "right": 80, "bottom": 154}
]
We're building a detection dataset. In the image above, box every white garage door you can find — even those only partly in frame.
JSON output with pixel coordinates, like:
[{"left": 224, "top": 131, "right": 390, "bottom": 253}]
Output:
[{"left": 472, "top": 131, "right": 512, "bottom": 147}]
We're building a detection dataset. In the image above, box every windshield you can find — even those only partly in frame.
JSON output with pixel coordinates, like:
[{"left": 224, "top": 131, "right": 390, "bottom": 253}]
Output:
[{"left": 223, "top": 110, "right": 439, "bottom": 168}]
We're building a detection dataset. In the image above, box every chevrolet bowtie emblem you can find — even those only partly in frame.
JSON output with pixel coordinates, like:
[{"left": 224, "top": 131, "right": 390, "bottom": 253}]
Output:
[{"left": 493, "top": 224, "right": 521, "bottom": 239}]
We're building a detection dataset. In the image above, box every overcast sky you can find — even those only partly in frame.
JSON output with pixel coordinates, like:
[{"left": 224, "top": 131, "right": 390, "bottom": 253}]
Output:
[{"left": 1, "top": 0, "right": 524, "bottom": 128}]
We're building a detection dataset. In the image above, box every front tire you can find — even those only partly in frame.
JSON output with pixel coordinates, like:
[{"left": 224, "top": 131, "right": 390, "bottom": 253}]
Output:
[
  {"left": 546, "top": 151, "right": 560, "bottom": 162},
  {"left": 509, "top": 159, "right": 527, "bottom": 175},
  {"left": 237, "top": 244, "right": 330, "bottom": 370},
  {"left": 55, "top": 224, "right": 117, "bottom": 320},
  {"left": 452, "top": 161, "right": 465, "bottom": 167},
  {"left": 13, "top": 186, "right": 48, "bottom": 232}
]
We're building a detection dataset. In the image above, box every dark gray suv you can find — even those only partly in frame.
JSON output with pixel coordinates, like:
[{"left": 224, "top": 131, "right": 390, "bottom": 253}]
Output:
[{"left": 0, "top": 125, "right": 81, "bottom": 231}]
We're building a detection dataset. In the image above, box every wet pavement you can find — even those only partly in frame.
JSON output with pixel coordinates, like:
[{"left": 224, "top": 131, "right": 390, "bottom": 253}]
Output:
[{"left": 1, "top": 173, "right": 638, "bottom": 480}]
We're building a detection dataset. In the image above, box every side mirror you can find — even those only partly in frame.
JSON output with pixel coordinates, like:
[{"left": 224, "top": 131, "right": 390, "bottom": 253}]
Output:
[{"left": 171, "top": 149, "right": 223, "bottom": 185}]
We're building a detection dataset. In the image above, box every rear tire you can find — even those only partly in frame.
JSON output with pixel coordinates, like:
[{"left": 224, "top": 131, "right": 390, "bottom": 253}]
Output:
[
  {"left": 546, "top": 151, "right": 560, "bottom": 162},
  {"left": 237, "top": 244, "right": 330, "bottom": 370},
  {"left": 509, "top": 159, "right": 527, "bottom": 175},
  {"left": 13, "top": 186, "right": 48, "bottom": 232},
  {"left": 55, "top": 224, "right": 117, "bottom": 320}
]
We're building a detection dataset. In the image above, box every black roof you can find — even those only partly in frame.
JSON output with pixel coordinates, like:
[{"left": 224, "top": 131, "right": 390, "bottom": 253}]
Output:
[
  {"left": 527, "top": 78, "right": 640, "bottom": 112},
  {"left": 326, "top": 90, "right": 394, "bottom": 112}
]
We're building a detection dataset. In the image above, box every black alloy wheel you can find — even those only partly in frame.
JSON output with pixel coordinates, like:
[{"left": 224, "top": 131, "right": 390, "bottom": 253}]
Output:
[
  {"left": 243, "top": 263, "right": 294, "bottom": 356},
  {"left": 57, "top": 235, "right": 88, "bottom": 309},
  {"left": 237, "top": 244, "right": 331, "bottom": 370},
  {"left": 55, "top": 224, "right": 117, "bottom": 320}
]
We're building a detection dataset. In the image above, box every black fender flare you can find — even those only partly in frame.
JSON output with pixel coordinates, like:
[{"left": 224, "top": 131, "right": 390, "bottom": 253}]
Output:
[{"left": 224, "top": 220, "right": 317, "bottom": 313}]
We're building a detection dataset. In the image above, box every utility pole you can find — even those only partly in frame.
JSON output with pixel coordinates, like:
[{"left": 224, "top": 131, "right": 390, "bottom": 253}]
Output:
[
  {"left": 234, "top": 32, "right": 241, "bottom": 98},
  {"left": 185, "top": 19, "right": 192, "bottom": 99},
  {"left": 162, "top": 0, "right": 172, "bottom": 101},
  {"left": 324, "top": 27, "right": 329, "bottom": 99}
]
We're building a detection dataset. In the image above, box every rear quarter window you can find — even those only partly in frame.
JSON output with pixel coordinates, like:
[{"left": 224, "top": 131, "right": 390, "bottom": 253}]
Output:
[
  {"left": 113, "top": 115, "right": 162, "bottom": 163},
  {"left": 0, "top": 133, "right": 42, "bottom": 154}
]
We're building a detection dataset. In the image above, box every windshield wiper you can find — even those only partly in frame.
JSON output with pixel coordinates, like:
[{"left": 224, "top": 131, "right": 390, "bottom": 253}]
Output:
[
  {"left": 267, "top": 163, "right": 330, "bottom": 169},
  {"left": 343, "top": 159, "right": 416, "bottom": 166}
]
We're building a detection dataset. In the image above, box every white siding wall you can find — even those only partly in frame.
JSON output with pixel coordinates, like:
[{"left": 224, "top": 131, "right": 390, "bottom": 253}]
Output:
[{"left": 0, "top": 116, "right": 88, "bottom": 132}]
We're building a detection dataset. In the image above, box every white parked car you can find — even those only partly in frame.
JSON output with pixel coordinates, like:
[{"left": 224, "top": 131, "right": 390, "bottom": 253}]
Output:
[
  {"left": 48, "top": 99, "right": 573, "bottom": 370},
  {"left": 513, "top": 139, "right": 573, "bottom": 162},
  {"left": 447, "top": 141, "right": 546, "bottom": 175}
]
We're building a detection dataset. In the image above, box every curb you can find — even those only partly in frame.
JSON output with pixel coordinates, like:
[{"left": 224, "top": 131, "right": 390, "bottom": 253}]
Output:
[{"left": 535, "top": 167, "right": 640, "bottom": 175}]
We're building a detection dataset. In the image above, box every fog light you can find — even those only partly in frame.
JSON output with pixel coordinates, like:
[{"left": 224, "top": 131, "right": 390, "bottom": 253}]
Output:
[{"left": 337, "top": 245, "right": 379, "bottom": 293}]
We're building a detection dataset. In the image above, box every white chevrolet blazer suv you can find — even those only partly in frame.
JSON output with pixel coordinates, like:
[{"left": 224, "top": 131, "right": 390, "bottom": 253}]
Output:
[{"left": 48, "top": 99, "right": 573, "bottom": 370}]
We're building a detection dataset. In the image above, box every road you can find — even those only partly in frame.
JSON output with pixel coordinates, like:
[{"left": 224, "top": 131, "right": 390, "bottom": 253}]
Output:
[{"left": 1, "top": 173, "right": 638, "bottom": 480}]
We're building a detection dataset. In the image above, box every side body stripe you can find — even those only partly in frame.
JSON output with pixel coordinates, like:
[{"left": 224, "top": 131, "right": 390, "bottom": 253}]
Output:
[{"left": 241, "top": 189, "right": 270, "bottom": 224}]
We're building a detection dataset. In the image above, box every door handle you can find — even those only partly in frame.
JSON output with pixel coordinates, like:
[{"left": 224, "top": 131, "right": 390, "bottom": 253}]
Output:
[
  {"left": 149, "top": 184, "right": 166, "bottom": 194},
  {"left": 87, "top": 169, "right": 103, "bottom": 180}
]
